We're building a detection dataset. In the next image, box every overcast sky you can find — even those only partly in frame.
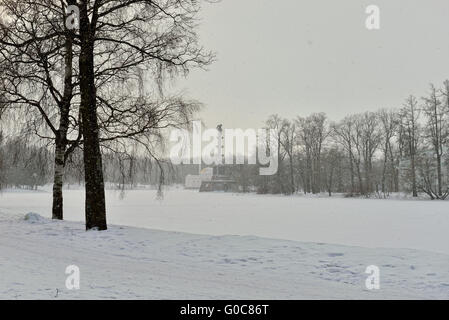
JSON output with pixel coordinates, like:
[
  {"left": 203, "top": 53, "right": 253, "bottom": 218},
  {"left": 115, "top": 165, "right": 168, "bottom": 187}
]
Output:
[{"left": 173, "top": 0, "right": 449, "bottom": 129}]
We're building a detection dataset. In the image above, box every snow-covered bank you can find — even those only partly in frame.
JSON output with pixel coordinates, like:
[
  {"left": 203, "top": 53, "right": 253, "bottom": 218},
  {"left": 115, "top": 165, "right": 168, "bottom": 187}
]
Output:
[
  {"left": 0, "top": 211, "right": 448, "bottom": 299},
  {"left": 1, "top": 189, "right": 449, "bottom": 254}
]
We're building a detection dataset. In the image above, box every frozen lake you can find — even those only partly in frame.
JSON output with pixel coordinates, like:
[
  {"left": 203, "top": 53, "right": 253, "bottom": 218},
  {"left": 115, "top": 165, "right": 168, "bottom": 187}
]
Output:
[{"left": 1, "top": 188, "right": 449, "bottom": 254}]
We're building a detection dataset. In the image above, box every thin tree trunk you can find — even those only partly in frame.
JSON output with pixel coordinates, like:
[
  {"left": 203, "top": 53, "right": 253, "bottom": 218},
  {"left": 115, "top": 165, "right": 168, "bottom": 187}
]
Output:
[
  {"left": 328, "top": 166, "right": 334, "bottom": 197},
  {"left": 289, "top": 154, "right": 294, "bottom": 194},
  {"left": 356, "top": 161, "right": 364, "bottom": 195},
  {"left": 411, "top": 153, "right": 417, "bottom": 197},
  {"left": 381, "top": 143, "right": 389, "bottom": 194},
  {"left": 436, "top": 153, "right": 442, "bottom": 197},
  {"left": 349, "top": 151, "right": 355, "bottom": 195}
]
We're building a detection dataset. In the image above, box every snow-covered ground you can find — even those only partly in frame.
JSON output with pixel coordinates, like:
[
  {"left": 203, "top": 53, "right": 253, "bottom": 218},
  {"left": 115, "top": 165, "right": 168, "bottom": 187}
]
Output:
[
  {"left": 1, "top": 188, "right": 449, "bottom": 299},
  {"left": 2, "top": 188, "right": 449, "bottom": 253}
]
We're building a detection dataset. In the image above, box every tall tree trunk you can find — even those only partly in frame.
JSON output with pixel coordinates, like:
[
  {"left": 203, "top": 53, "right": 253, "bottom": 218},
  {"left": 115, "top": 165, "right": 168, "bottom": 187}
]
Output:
[
  {"left": 389, "top": 147, "right": 399, "bottom": 192},
  {"left": 52, "top": 6, "right": 74, "bottom": 220},
  {"left": 289, "top": 155, "right": 294, "bottom": 194},
  {"left": 411, "top": 152, "right": 417, "bottom": 197},
  {"left": 328, "top": 166, "right": 334, "bottom": 197},
  {"left": 349, "top": 151, "right": 355, "bottom": 195},
  {"left": 79, "top": 1, "right": 107, "bottom": 230},
  {"left": 306, "top": 152, "right": 312, "bottom": 193},
  {"left": 356, "top": 160, "right": 364, "bottom": 195},
  {"left": 316, "top": 155, "right": 321, "bottom": 194},
  {"left": 381, "top": 143, "right": 389, "bottom": 194},
  {"left": 52, "top": 139, "right": 65, "bottom": 220},
  {"left": 436, "top": 153, "right": 442, "bottom": 197}
]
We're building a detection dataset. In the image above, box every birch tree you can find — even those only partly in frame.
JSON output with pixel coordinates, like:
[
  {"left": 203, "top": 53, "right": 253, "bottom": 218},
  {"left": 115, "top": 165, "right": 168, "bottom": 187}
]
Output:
[{"left": 0, "top": 0, "right": 80, "bottom": 219}]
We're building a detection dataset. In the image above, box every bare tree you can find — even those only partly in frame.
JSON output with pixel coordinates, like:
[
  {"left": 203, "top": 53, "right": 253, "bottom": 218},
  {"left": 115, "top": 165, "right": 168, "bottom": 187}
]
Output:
[
  {"left": 378, "top": 109, "right": 398, "bottom": 195},
  {"left": 0, "top": 0, "right": 80, "bottom": 219},
  {"left": 322, "top": 147, "right": 344, "bottom": 197},
  {"left": 295, "top": 116, "right": 312, "bottom": 193},
  {"left": 400, "top": 96, "right": 420, "bottom": 197},
  {"left": 422, "top": 84, "right": 448, "bottom": 198},
  {"left": 279, "top": 119, "right": 296, "bottom": 194},
  {"left": 332, "top": 116, "right": 356, "bottom": 195},
  {"left": 360, "top": 112, "right": 381, "bottom": 195},
  {"left": 265, "top": 114, "right": 288, "bottom": 194},
  {"left": 74, "top": 0, "right": 213, "bottom": 230},
  {"left": 295, "top": 113, "right": 328, "bottom": 194},
  {"left": 1, "top": 0, "right": 213, "bottom": 230}
]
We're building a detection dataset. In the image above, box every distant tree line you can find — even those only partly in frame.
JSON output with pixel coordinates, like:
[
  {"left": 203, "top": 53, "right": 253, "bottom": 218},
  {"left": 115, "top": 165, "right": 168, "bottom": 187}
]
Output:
[
  {"left": 247, "top": 82, "right": 449, "bottom": 200},
  {"left": 0, "top": 139, "right": 190, "bottom": 191}
]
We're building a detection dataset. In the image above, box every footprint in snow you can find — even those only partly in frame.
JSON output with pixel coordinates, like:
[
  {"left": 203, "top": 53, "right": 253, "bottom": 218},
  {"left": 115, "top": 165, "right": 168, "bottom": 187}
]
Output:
[{"left": 327, "top": 253, "right": 344, "bottom": 257}]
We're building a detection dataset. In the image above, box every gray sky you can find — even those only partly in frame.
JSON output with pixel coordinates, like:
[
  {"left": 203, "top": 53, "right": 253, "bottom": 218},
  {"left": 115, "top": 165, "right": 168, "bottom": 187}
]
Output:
[{"left": 174, "top": 0, "right": 449, "bottom": 129}]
